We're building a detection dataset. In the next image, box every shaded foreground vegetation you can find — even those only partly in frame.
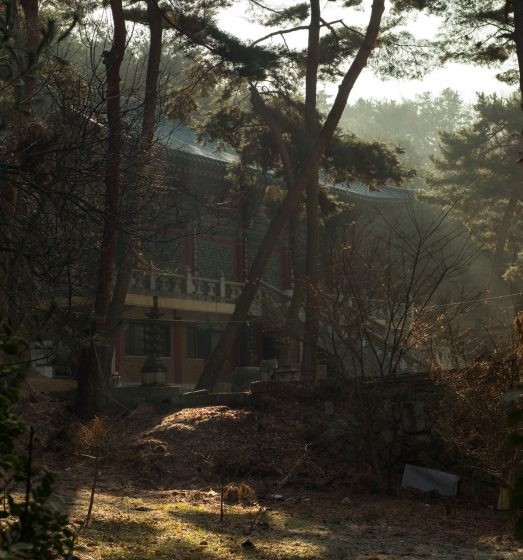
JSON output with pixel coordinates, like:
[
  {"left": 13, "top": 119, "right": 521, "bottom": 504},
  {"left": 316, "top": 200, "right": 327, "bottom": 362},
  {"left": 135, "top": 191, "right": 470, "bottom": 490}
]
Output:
[{"left": 11, "top": 383, "right": 522, "bottom": 560}]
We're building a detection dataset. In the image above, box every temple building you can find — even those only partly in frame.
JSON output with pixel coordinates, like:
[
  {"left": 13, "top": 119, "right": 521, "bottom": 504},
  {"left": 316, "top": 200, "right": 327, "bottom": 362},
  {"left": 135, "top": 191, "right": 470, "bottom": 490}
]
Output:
[{"left": 112, "top": 122, "right": 417, "bottom": 389}]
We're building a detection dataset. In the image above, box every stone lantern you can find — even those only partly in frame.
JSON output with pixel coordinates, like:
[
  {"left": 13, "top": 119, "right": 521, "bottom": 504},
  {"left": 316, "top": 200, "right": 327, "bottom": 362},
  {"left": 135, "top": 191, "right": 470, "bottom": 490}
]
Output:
[{"left": 140, "top": 295, "right": 167, "bottom": 386}]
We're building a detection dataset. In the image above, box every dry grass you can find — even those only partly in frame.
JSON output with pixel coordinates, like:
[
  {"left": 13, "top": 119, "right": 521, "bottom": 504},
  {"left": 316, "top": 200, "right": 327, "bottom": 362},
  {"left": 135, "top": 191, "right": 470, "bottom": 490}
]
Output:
[
  {"left": 13, "top": 390, "right": 523, "bottom": 559},
  {"left": 66, "top": 486, "right": 521, "bottom": 560}
]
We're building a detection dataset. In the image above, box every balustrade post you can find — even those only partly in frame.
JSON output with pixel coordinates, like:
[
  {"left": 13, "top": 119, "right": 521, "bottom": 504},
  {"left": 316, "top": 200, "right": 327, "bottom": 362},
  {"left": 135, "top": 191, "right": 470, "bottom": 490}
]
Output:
[
  {"left": 219, "top": 271, "right": 226, "bottom": 299},
  {"left": 186, "top": 266, "right": 195, "bottom": 294}
]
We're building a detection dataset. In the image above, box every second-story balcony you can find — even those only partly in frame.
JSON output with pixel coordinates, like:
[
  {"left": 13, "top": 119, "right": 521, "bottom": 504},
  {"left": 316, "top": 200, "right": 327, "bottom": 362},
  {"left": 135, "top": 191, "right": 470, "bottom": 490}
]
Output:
[
  {"left": 127, "top": 268, "right": 292, "bottom": 317},
  {"left": 129, "top": 267, "right": 245, "bottom": 303}
]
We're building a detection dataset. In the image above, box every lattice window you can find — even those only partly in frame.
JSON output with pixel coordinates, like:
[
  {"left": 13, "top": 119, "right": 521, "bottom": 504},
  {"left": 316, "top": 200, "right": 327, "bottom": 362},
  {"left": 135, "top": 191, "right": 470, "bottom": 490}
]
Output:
[
  {"left": 160, "top": 238, "right": 184, "bottom": 270},
  {"left": 195, "top": 239, "right": 234, "bottom": 280},
  {"left": 124, "top": 322, "right": 171, "bottom": 357},
  {"left": 144, "top": 236, "right": 183, "bottom": 270}
]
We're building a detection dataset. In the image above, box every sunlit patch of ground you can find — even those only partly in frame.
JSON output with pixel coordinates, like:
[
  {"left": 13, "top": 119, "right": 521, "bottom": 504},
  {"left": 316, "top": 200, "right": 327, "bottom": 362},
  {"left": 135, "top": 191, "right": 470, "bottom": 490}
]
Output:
[
  {"left": 15, "top": 392, "right": 523, "bottom": 560},
  {"left": 68, "top": 487, "right": 522, "bottom": 560}
]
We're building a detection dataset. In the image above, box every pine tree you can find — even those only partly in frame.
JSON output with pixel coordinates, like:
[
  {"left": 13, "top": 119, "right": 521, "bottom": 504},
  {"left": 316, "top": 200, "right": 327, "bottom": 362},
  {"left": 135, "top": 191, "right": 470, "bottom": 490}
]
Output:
[
  {"left": 159, "top": 0, "right": 439, "bottom": 389},
  {"left": 428, "top": 93, "right": 522, "bottom": 289},
  {"left": 418, "top": 1, "right": 523, "bottom": 108}
]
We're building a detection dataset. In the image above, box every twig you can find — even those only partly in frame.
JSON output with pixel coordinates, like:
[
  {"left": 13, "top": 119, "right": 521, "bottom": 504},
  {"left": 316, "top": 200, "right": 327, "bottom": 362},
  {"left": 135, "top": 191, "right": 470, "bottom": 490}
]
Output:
[
  {"left": 220, "top": 477, "right": 224, "bottom": 523},
  {"left": 82, "top": 445, "right": 100, "bottom": 530},
  {"left": 20, "top": 426, "right": 34, "bottom": 539},
  {"left": 247, "top": 443, "right": 311, "bottom": 535}
]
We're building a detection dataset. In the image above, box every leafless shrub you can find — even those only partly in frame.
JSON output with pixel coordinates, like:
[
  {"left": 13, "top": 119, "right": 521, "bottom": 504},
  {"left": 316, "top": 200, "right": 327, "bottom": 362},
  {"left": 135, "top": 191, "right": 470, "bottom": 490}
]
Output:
[
  {"left": 75, "top": 416, "right": 110, "bottom": 528},
  {"left": 432, "top": 357, "right": 518, "bottom": 487},
  {"left": 223, "top": 483, "right": 257, "bottom": 505},
  {"left": 132, "top": 437, "right": 171, "bottom": 479},
  {"left": 318, "top": 208, "right": 477, "bottom": 490}
]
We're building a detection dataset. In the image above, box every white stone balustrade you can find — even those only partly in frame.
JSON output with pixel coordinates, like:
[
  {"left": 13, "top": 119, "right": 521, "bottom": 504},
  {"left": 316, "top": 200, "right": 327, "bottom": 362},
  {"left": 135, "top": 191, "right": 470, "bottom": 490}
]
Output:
[
  {"left": 129, "top": 269, "right": 246, "bottom": 303},
  {"left": 129, "top": 269, "right": 291, "bottom": 309}
]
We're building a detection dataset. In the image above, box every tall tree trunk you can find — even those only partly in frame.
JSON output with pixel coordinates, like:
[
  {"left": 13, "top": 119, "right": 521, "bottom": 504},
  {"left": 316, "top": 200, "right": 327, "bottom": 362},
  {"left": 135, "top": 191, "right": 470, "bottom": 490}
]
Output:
[
  {"left": 279, "top": 208, "right": 305, "bottom": 365},
  {"left": 20, "top": 0, "right": 39, "bottom": 103},
  {"left": 1, "top": 0, "right": 40, "bottom": 322},
  {"left": 77, "top": 0, "right": 126, "bottom": 419},
  {"left": 301, "top": 171, "right": 320, "bottom": 378},
  {"left": 513, "top": 0, "right": 523, "bottom": 111},
  {"left": 106, "top": 0, "right": 163, "bottom": 335},
  {"left": 93, "top": 0, "right": 126, "bottom": 325},
  {"left": 300, "top": 0, "right": 321, "bottom": 379},
  {"left": 488, "top": 184, "right": 520, "bottom": 289},
  {"left": 508, "top": 0, "right": 523, "bottom": 357},
  {"left": 194, "top": 0, "right": 385, "bottom": 391}
]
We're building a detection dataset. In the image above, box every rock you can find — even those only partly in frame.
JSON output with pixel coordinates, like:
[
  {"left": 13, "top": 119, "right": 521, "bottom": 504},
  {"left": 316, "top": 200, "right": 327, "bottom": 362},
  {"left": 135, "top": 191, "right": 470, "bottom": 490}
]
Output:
[
  {"left": 241, "top": 539, "right": 256, "bottom": 549},
  {"left": 341, "top": 497, "right": 352, "bottom": 505},
  {"left": 269, "top": 494, "right": 284, "bottom": 501}
]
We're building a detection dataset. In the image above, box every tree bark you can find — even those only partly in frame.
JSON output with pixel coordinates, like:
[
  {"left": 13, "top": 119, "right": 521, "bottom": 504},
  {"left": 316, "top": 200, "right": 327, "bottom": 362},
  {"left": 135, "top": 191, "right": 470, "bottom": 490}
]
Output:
[
  {"left": 513, "top": 0, "right": 523, "bottom": 110},
  {"left": 20, "top": 0, "right": 39, "bottom": 103},
  {"left": 488, "top": 184, "right": 520, "bottom": 289},
  {"left": 78, "top": 1, "right": 163, "bottom": 420},
  {"left": 301, "top": 0, "right": 321, "bottom": 379},
  {"left": 195, "top": 0, "right": 385, "bottom": 391},
  {"left": 77, "top": 0, "right": 126, "bottom": 419},
  {"left": 106, "top": 0, "right": 163, "bottom": 335},
  {"left": 279, "top": 209, "right": 305, "bottom": 365},
  {"left": 508, "top": 0, "right": 523, "bottom": 358},
  {"left": 93, "top": 0, "right": 126, "bottom": 325},
  {"left": 0, "top": 0, "right": 40, "bottom": 321}
]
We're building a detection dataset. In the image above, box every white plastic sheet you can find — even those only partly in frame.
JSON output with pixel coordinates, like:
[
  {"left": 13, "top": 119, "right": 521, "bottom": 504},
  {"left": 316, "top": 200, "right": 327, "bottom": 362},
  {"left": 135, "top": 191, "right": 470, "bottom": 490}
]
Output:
[{"left": 401, "top": 464, "right": 459, "bottom": 497}]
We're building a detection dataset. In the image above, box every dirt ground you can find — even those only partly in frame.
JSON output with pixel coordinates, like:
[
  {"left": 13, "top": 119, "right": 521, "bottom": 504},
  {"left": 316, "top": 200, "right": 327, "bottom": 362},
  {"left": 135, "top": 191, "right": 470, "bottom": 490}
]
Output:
[
  {"left": 62, "top": 480, "right": 519, "bottom": 560},
  {"left": 13, "top": 381, "right": 523, "bottom": 560}
]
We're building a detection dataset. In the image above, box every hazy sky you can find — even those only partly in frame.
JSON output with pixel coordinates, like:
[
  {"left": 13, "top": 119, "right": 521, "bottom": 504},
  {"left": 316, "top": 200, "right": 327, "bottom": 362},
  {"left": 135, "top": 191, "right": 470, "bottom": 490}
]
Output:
[{"left": 217, "top": 2, "right": 514, "bottom": 104}]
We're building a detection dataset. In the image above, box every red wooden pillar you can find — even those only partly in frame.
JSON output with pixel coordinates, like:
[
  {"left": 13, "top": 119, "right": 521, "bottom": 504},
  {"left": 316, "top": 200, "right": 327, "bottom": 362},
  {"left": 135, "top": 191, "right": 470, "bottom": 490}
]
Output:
[
  {"left": 184, "top": 234, "right": 195, "bottom": 272},
  {"left": 281, "top": 247, "right": 291, "bottom": 290},
  {"left": 173, "top": 317, "right": 183, "bottom": 384},
  {"left": 114, "top": 327, "right": 122, "bottom": 375}
]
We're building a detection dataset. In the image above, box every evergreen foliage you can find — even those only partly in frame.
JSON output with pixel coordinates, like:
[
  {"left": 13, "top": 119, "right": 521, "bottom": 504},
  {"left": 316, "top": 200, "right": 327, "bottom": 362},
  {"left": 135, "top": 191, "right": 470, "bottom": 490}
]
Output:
[
  {"left": 0, "top": 328, "right": 76, "bottom": 559},
  {"left": 447, "top": 2, "right": 513, "bottom": 67},
  {"left": 419, "top": 1, "right": 520, "bottom": 87},
  {"left": 427, "top": 93, "right": 522, "bottom": 284},
  {"left": 334, "top": 89, "right": 471, "bottom": 186},
  {"left": 200, "top": 90, "right": 411, "bottom": 191}
]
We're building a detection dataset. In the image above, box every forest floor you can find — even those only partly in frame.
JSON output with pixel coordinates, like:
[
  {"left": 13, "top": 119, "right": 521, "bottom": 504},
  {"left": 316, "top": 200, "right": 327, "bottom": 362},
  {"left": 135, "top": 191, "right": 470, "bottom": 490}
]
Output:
[
  {"left": 16, "top": 378, "right": 523, "bottom": 560},
  {"left": 64, "top": 482, "right": 518, "bottom": 560}
]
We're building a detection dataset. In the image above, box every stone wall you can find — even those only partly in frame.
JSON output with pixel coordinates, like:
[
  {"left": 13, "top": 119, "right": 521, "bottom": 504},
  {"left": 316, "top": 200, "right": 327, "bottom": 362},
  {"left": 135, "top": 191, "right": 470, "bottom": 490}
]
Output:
[{"left": 308, "top": 374, "right": 447, "bottom": 481}]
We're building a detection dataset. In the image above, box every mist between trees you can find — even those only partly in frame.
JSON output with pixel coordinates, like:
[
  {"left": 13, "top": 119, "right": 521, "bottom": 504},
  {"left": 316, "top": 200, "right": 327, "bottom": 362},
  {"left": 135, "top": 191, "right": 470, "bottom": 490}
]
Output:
[{"left": 2, "top": 0, "right": 523, "bottom": 548}]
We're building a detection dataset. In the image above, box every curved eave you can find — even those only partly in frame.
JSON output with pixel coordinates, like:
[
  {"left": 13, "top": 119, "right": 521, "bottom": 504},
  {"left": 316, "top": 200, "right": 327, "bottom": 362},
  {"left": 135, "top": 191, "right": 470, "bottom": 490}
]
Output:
[
  {"left": 332, "top": 183, "right": 415, "bottom": 206},
  {"left": 160, "top": 148, "right": 230, "bottom": 181}
]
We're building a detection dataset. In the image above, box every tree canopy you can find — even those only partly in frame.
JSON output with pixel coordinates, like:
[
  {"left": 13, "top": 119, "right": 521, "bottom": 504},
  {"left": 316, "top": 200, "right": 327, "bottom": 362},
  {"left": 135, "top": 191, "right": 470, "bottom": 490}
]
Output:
[{"left": 428, "top": 93, "right": 523, "bottom": 288}]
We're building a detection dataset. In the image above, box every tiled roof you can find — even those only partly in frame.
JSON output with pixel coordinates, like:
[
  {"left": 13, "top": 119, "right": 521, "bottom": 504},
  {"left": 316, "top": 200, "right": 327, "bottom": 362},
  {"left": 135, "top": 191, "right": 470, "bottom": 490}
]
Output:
[
  {"left": 159, "top": 121, "right": 415, "bottom": 204},
  {"left": 332, "top": 181, "right": 414, "bottom": 205},
  {"left": 157, "top": 121, "right": 237, "bottom": 167}
]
